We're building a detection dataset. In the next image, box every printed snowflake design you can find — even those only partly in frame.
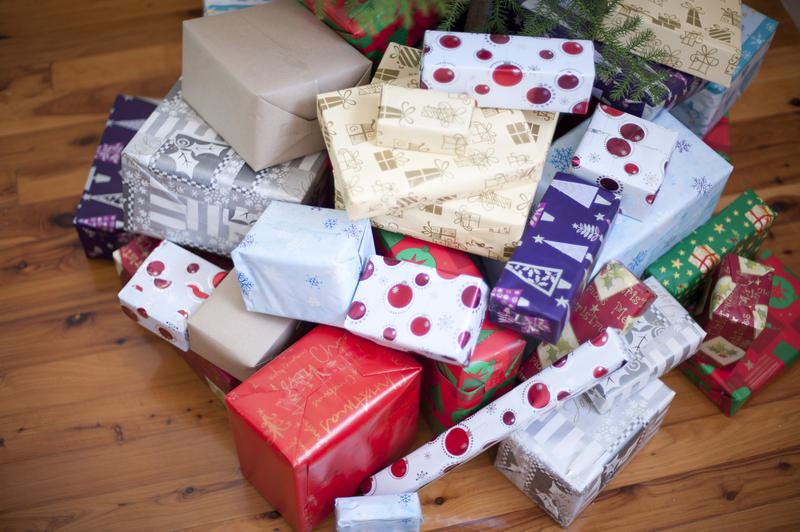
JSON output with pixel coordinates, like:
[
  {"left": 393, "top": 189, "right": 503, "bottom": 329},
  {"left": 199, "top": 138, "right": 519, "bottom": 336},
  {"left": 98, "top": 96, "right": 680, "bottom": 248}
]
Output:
[
  {"left": 238, "top": 233, "right": 255, "bottom": 249},
  {"left": 675, "top": 139, "right": 692, "bottom": 153},
  {"left": 306, "top": 275, "right": 322, "bottom": 288},
  {"left": 342, "top": 223, "right": 362, "bottom": 240},
  {"left": 691, "top": 176, "right": 712, "bottom": 196},
  {"left": 485, "top": 402, "right": 498, "bottom": 415},
  {"left": 238, "top": 272, "right": 254, "bottom": 297},
  {"left": 95, "top": 142, "right": 124, "bottom": 164},
  {"left": 323, "top": 218, "right": 338, "bottom": 229},
  {"left": 436, "top": 314, "right": 455, "bottom": 330},
  {"left": 588, "top": 152, "right": 601, "bottom": 163},
  {"left": 399, "top": 493, "right": 412, "bottom": 505},
  {"left": 549, "top": 147, "right": 573, "bottom": 172},
  {"left": 628, "top": 250, "right": 647, "bottom": 273},
  {"left": 415, "top": 470, "right": 428, "bottom": 482}
]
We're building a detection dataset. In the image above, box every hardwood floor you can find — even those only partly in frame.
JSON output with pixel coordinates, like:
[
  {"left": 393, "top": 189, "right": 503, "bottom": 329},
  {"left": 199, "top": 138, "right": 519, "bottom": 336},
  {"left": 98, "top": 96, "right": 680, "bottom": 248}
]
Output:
[{"left": 1, "top": 1, "right": 798, "bottom": 530}]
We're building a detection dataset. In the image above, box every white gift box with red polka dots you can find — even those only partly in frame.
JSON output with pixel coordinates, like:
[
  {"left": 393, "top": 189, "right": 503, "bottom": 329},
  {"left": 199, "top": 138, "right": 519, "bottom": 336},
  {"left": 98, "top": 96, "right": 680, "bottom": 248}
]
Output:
[
  {"left": 360, "top": 328, "right": 628, "bottom": 496},
  {"left": 570, "top": 105, "right": 679, "bottom": 221},
  {"left": 344, "top": 255, "right": 488, "bottom": 366},
  {"left": 420, "top": 30, "right": 594, "bottom": 114},
  {"left": 118, "top": 240, "right": 227, "bottom": 351}
]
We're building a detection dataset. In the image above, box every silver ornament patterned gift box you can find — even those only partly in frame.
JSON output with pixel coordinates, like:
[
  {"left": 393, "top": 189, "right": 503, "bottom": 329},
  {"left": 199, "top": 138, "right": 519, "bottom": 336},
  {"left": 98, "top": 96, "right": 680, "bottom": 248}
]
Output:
[
  {"left": 121, "top": 80, "right": 328, "bottom": 256},
  {"left": 335, "top": 493, "right": 422, "bottom": 532},
  {"left": 495, "top": 378, "right": 675, "bottom": 528}
]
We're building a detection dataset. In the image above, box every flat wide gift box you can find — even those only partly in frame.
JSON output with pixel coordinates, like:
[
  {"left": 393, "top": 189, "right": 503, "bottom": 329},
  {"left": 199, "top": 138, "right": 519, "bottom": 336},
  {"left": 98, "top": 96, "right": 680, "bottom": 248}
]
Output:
[
  {"left": 419, "top": 30, "right": 595, "bottom": 114},
  {"left": 74, "top": 95, "right": 157, "bottom": 259},
  {"left": 585, "top": 277, "right": 706, "bottom": 413},
  {"left": 369, "top": 44, "right": 559, "bottom": 260},
  {"left": 495, "top": 379, "right": 675, "bottom": 527},
  {"left": 121, "top": 80, "right": 328, "bottom": 256},
  {"left": 604, "top": 0, "right": 742, "bottom": 87},
  {"left": 488, "top": 173, "right": 619, "bottom": 343},
  {"left": 361, "top": 328, "right": 628, "bottom": 496},
  {"left": 186, "top": 269, "right": 310, "bottom": 382},
  {"left": 226, "top": 326, "right": 421, "bottom": 532},
  {"left": 231, "top": 202, "right": 374, "bottom": 327},
  {"left": 681, "top": 251, "right": 800, "bottom": 416},
  {"left": 335, "top": 493, "right": 423, "bottom": 532},
  {"left": 644, "top": 189, "right": 777, "bottom": 306},
  {"left": 671, "top": 4, "right": 778, "bottom": 137},
  {"left": 182, "top": 0, "right": 372, "bottom": 170},
  {"left": 538, "top": 110, "right": 732, "bottom": 279},
  {"left": 118, "top": 241, "right": 227, "bottom": 351}
]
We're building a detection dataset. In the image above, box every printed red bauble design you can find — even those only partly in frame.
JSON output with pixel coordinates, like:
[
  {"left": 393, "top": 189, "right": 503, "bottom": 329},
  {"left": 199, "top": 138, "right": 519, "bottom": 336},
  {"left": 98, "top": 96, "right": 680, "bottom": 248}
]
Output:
[
  {"left": 348, "top": 301, "right": 366, "bottom": 320},
  {"left": 553, "top": 355, "right": 568, "bottom": 368},
  {"left": 593, "top": 366, "right": 608, "bottom": 378},
  {"left": 361, "top": 260, "right": 374, "bottom": 280},
  {"left": 572, "top": 101, "right": 589, "bottom": 114},
  {"left": 526, "top": 87, "right": 552, "bottom": 104},
  {"left": 178, "top": 310, "right": 188, "bottom": 318},
  {"left": 490, "top": 34, "right": 510, "bottom": 44},
  {"left": 571, "top": 156, "right": 580, "bottom": 168},
  {"left": 439, "top": 35, "right": 461, "bottom": 48},
  {"left": 492, "top": 64, "right": 523, "bottom": 87},
  {"left": 415, "top": 273, "right": 430, "bottom": 286},
  {"left": 460, "top": 285, "right": 482, "bottom": 308},
  {"left": 646, "top": 193, "right": 657, "bottom": 204},
  {"left": 458, "top": 331, "right": 471, "bottom": 348},
  {"left": 137, "top": 307, "right": 148, "bottom": 319},
  {"left": 476, "top": 49, "right": 492, "bottom": 60},
  {"left": 557, "top": 391, "right": 570, "bottom": 401},
  {"left": 188, "top": 284, "right": 209, "bottom": 299},
  {"left": 383, "top": 256, "right": 401, "bottom": 266},
  {"left": 383, "top": 327, "right": 397, "bottom": 341},
  {"left": 599, "top": 177, "right": 620, "bottom": 191},
  {"left": 527, "top": 382, "right": 550, "bottom": 408},
  {"left": 153, "top": 278, "right": 172, "bottom": 289},
  {"left": 433, "top": 68, "right": 455, "bottom": 84},
  {"left": 620, "top": 123, "right": 645, "bottom": 142},
  {"left": 359, "top": 477, "right": 374, "bottom": 495},
  {"left": 606, "top": 137, "right": 631, "bottom": 157},
  {"left": 557, "top": 74, "right": 579, "bottom": 90},
  {"left": 186, "top": 263, "right": 199, "bottom": 273},
  {"left": 410, "top": 316, "right": 431, "bottom": 336},
  {"left": 444, "top": 427, "right": 471, "bottom": 456},
  {"left": 147, "top": 261, "right": 164, "bottom": 276},
  {"left": 562, "top": 41, "right": 584, "bottom": 55},
  {"left": 591, "top": 331, "right": 609, "bottom": 346},
  {"left": 624, "top": 163, "right": 640, "bottom": 175},
  {"left": 539, "top": 50, "right": 554, "bottom": 59},
  {"left": 390, "top": 458, "right": 408, "bottom": 478},
  {"left": 388, "top": 283, "right": 413, "bottom": 308},
  {"left": 158, "top": 327, "right": 173, "bottom": 340},
  {"left": 600, "top": 104, "right": 624, "bottom": 117},
  {"left": 212, "top": 272, "right": 226, "bottom": 287},
  {"left": 502, "top": 411, "right": 516, "bottom": 425},
  {"left": 475, "top": 84, "right": 490, "bottom": 95}
]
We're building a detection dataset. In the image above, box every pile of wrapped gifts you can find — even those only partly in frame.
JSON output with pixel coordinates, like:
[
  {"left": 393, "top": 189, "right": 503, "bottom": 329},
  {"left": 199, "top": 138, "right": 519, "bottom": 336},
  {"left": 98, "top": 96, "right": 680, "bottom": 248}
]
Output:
[{"left": 73, "top": 0, "right": 798, "bottom": 529}]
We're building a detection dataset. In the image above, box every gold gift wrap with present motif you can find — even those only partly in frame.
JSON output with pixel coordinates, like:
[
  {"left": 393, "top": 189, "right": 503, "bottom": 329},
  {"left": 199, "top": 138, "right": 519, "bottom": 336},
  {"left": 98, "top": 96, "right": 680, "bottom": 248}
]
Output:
[
  {"left": 376, "top": 85, "right": 475, "bottom": 155},
  {"left": 604, "top": 0, "right": 742, "bottom": 87}
]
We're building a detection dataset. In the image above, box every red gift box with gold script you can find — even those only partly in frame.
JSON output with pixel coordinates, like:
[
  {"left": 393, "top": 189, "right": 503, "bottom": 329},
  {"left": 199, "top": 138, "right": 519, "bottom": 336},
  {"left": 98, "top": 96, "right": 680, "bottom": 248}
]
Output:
[{"left": 225, "top": 325, "right": 421, "bottom": 532}]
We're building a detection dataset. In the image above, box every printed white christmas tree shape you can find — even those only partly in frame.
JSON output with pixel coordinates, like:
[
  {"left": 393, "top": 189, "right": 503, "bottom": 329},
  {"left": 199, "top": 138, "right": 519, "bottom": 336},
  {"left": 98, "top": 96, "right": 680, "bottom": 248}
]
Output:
[
  {"left": 543, "top": 239, "right": 589, "bottom": 263},
  {"left": 550, "top": 178, "right": 602, "bottom": 208},
  {"left": 506, "top": 262, "right": 572, "bottom": 297}
]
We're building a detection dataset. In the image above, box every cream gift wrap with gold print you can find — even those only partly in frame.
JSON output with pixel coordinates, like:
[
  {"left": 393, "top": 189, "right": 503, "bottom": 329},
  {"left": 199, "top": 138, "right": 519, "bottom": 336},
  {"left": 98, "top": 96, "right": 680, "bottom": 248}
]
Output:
[{"left": 376, "top": 85, "right": 475, "bottom": 155}]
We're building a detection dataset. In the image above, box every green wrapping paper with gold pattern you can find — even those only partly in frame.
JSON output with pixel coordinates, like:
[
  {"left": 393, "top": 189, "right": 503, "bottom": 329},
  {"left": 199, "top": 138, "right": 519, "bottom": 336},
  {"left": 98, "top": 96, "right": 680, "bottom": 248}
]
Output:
[{"left": 644, "top": 190, "right": 776, "bottom": 306}]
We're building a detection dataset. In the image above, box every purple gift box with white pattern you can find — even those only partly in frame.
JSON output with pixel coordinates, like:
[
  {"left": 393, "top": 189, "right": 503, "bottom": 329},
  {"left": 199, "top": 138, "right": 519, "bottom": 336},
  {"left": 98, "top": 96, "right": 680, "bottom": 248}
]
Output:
[
  {"left": 74, "top": 95, "right": 157, "bottom": 259},
  {"left": 488, "top": 173, "right": 619, "bottom": 343}
]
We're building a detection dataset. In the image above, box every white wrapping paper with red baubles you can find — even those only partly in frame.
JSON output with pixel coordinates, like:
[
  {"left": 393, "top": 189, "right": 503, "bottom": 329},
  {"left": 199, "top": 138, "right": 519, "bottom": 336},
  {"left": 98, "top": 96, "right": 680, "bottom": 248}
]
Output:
[{"left": 360, "top": 328, "right": 628, "bottom": 495}]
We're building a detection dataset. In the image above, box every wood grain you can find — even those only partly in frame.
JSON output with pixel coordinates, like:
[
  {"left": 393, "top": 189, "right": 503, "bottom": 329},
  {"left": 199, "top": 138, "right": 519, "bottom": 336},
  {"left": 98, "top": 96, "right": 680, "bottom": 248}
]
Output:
[{"left": 0, "top": 0, "right": 798, "bottom": 530}]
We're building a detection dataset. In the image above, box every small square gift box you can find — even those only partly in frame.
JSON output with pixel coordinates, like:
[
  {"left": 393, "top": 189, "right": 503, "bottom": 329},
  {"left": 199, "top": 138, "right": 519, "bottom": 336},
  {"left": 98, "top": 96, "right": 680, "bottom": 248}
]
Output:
[
  {"left": 570, "top": 104, "right": 679, "bottom": 220},
  {"left": 344, "top": 255, "right": 488, "bottom": 366},
  {"left": 494, "top": 378, "right": 675, "bottom": 527},
  {"left": 74, "top": 95, "right": 157, "bottom": 259},
  {"left": 335, "top": 493, "right": 423, "bottom": 532},
  {"left": 118, "top": 240, "right": 227, "bottom": 351},
  {"left": 488, "top": 173, "right": 619, "bottom": 343},
  {"left": 693, "top": 254, "right": 774, "bottom": 369},
  {"left": 376, "top": 85, "right": 475, "bottom": 155},
  {"left": 645, "top": 189, "right": 776, "bottom": 306},
  {"left": 585, "top": 277, "right": 706, "bottom": 413},
  {"left": 226, "top": 326, "right": 421, "bottom": 532},
  {"left": 231, "top": 201, "right": 373, "bottom": 327},
  {"left": 521, "top": 260, "right": 656, "bottom": 380},
  {"left": 420, "top": 30, "right": 595, "bottom": 114},
  {"left": 361, "top": 328, "right": 628, "bottom": 496}
]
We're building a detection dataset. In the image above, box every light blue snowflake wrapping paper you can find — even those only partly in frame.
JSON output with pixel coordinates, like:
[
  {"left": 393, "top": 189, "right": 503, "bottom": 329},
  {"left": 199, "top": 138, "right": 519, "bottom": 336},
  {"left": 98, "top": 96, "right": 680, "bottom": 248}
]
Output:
[
  {"left": 538, "top": 111, "right": 732, "bottom": 279},
  {"left": 335, "top": 493, "right": 422, "bottom": 532},
  {"left": 203, "top": 0, "right": 271, "bottom": 16},
  {"left": 494, "top": 378, "right": 675, "bottom": 528},
  {"left": 231, "top": 201, "right": 374, "bottom": 327},
  {"left": 585, "top": 277, "right": 706, "bottom": 413},
  {"left": 671, "top": 5, "right": 778, "bottom": 138}
]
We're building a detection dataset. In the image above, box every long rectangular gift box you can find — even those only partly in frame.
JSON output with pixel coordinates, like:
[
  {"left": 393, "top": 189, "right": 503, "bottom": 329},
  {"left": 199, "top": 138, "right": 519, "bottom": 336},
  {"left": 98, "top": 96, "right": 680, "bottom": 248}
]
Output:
[
  {"left": 121, "top": 80, "right": 328, "bottom": 256},
  {"left": 335, "top": 493, "right": 423, "bottom": 532},
  {"left": 75, "top": 95, "right": 157, "bottom": 259},
  {"left": 495, "top": 378, "right": 675, "bottom": 527},
  {"left": 671, "top": 4, "right": 778, "bottom": 137},
  {"left": 644, "top": 189, "right": 776, "bottom": 306},
  {"left": 538, "top": 110, "right": 732, "bottom": 280}
]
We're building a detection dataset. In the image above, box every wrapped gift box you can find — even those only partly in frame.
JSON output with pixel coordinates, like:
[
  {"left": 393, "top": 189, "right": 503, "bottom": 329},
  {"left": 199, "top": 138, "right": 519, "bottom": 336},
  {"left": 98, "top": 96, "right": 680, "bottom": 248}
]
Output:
[
  {"left": 374, "top": 228, "right": 481, "bottom": 277},
  {"left": 420, "top": 30, "right": 594, "bottom": 113},
  {"left": 489, "top": 173, "right": 619, "bottom": 343},
  {"left": 121, "top": 80, "right": 328, "bottom": 256},
  {"left": 335, "top": 493, "right": 422, "bottom": 532},
  {"left": 694, "top": 254, "right": 773, "bottom": 369},
  {"left": 319, "top": 83, "right": 549, "bottom": 221},
  {"left": 681, "top": 251, "right": 800, "bottom": 415},
  {"left": 604, "top": 0, "right": 742, "bottom": 87},
  {"left": 571, "top": 105, "right": 679, "bottom": 220},
  {"left": 529, "top": 261, "right": 656, "bottom": 378},
  {"left": 368, "top": 44, "right": 558, "bottom": 260},
  {"left": 344, "top": 255, "right": 488, "bottom": 366},
  {"left": 175, "top": 347, "right": 241, "bottom": 402},
  {"left": 118, "top": 241, "right": 227, "bottom": 351},
  {"left": 585, "top": 277, "right": 705, "bottom": 413},
  {"left": 361, "top": 328, "right": 628, "bottom": 496},
  {"left": 644, "top": 189, "right": 776, "bottom": 306},
  {"left": 203, "top": 0, "right": 269, "bottom": 15},
  {"left": 113, "top": 234, "right": 161, "bottom": 284},
  {"left": 495, "top": 378, "right": 675, "bottom": 527},
  {"left": 231, "top": 201, "right": 373, "bottom": 327},
  {"left": 226, "top": 326, "right": 421, "bottom": 532},
  {"left": 671, "top": 5, "right": 778, "bottom": 137},
  {"left": 74, "top": 95, "right": 157, "bottom": 259},
  {"left": 186, "top": 269, "right": 311, "bottom": 382},
  {"left": 300, "top": 0, "right": 439, "bottom": 63},
  {"left": 538, "top": 111, "right": 732, "bottom": 280},
  {"left": 182, "top": 0, "right": 371, "bottom": 170},
  {"left": 376, "top": 85, "right": 475, "bottom": 155},
  {"left": 702, "top": 113, "right": 730, "bottom": 162}
]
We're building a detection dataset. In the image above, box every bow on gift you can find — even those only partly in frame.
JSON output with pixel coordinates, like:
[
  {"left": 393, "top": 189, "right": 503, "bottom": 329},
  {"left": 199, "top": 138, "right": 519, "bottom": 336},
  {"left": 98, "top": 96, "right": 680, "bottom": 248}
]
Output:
[
  {"left": 690, "top": 45, "right": 720, "bottom": 67},
  {"left": 317, "top": 89, "right": 356, "bottom": 111},
  {"left": 378, "top": 101, "right": 416, "bottom": 125},
  {"left": 421, "top": 102, "right": 467, "bottom": 128}
]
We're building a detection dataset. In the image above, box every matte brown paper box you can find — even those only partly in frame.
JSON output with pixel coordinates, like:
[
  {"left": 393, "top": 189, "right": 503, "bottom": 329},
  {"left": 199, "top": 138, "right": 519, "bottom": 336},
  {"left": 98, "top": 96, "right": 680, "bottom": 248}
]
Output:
[
  {"left": 182, "top": 0, "right": 372, "bottom": 170},
  {"left": 186, "top": 269, "right": 310, "bottom": 382}
]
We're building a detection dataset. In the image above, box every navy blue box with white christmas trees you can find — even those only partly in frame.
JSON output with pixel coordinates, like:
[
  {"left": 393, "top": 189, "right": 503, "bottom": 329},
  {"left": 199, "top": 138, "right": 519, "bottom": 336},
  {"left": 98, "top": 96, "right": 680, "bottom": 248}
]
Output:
[{"left": 488, "top": 173, "right": 619, "bottom": 343}]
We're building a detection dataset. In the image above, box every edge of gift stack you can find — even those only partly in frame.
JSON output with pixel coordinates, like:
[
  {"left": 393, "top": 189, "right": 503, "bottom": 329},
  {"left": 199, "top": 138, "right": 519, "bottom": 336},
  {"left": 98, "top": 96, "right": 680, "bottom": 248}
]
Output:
[{"left": 70, "top": 0, "right": 794, "bottom": 530}]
